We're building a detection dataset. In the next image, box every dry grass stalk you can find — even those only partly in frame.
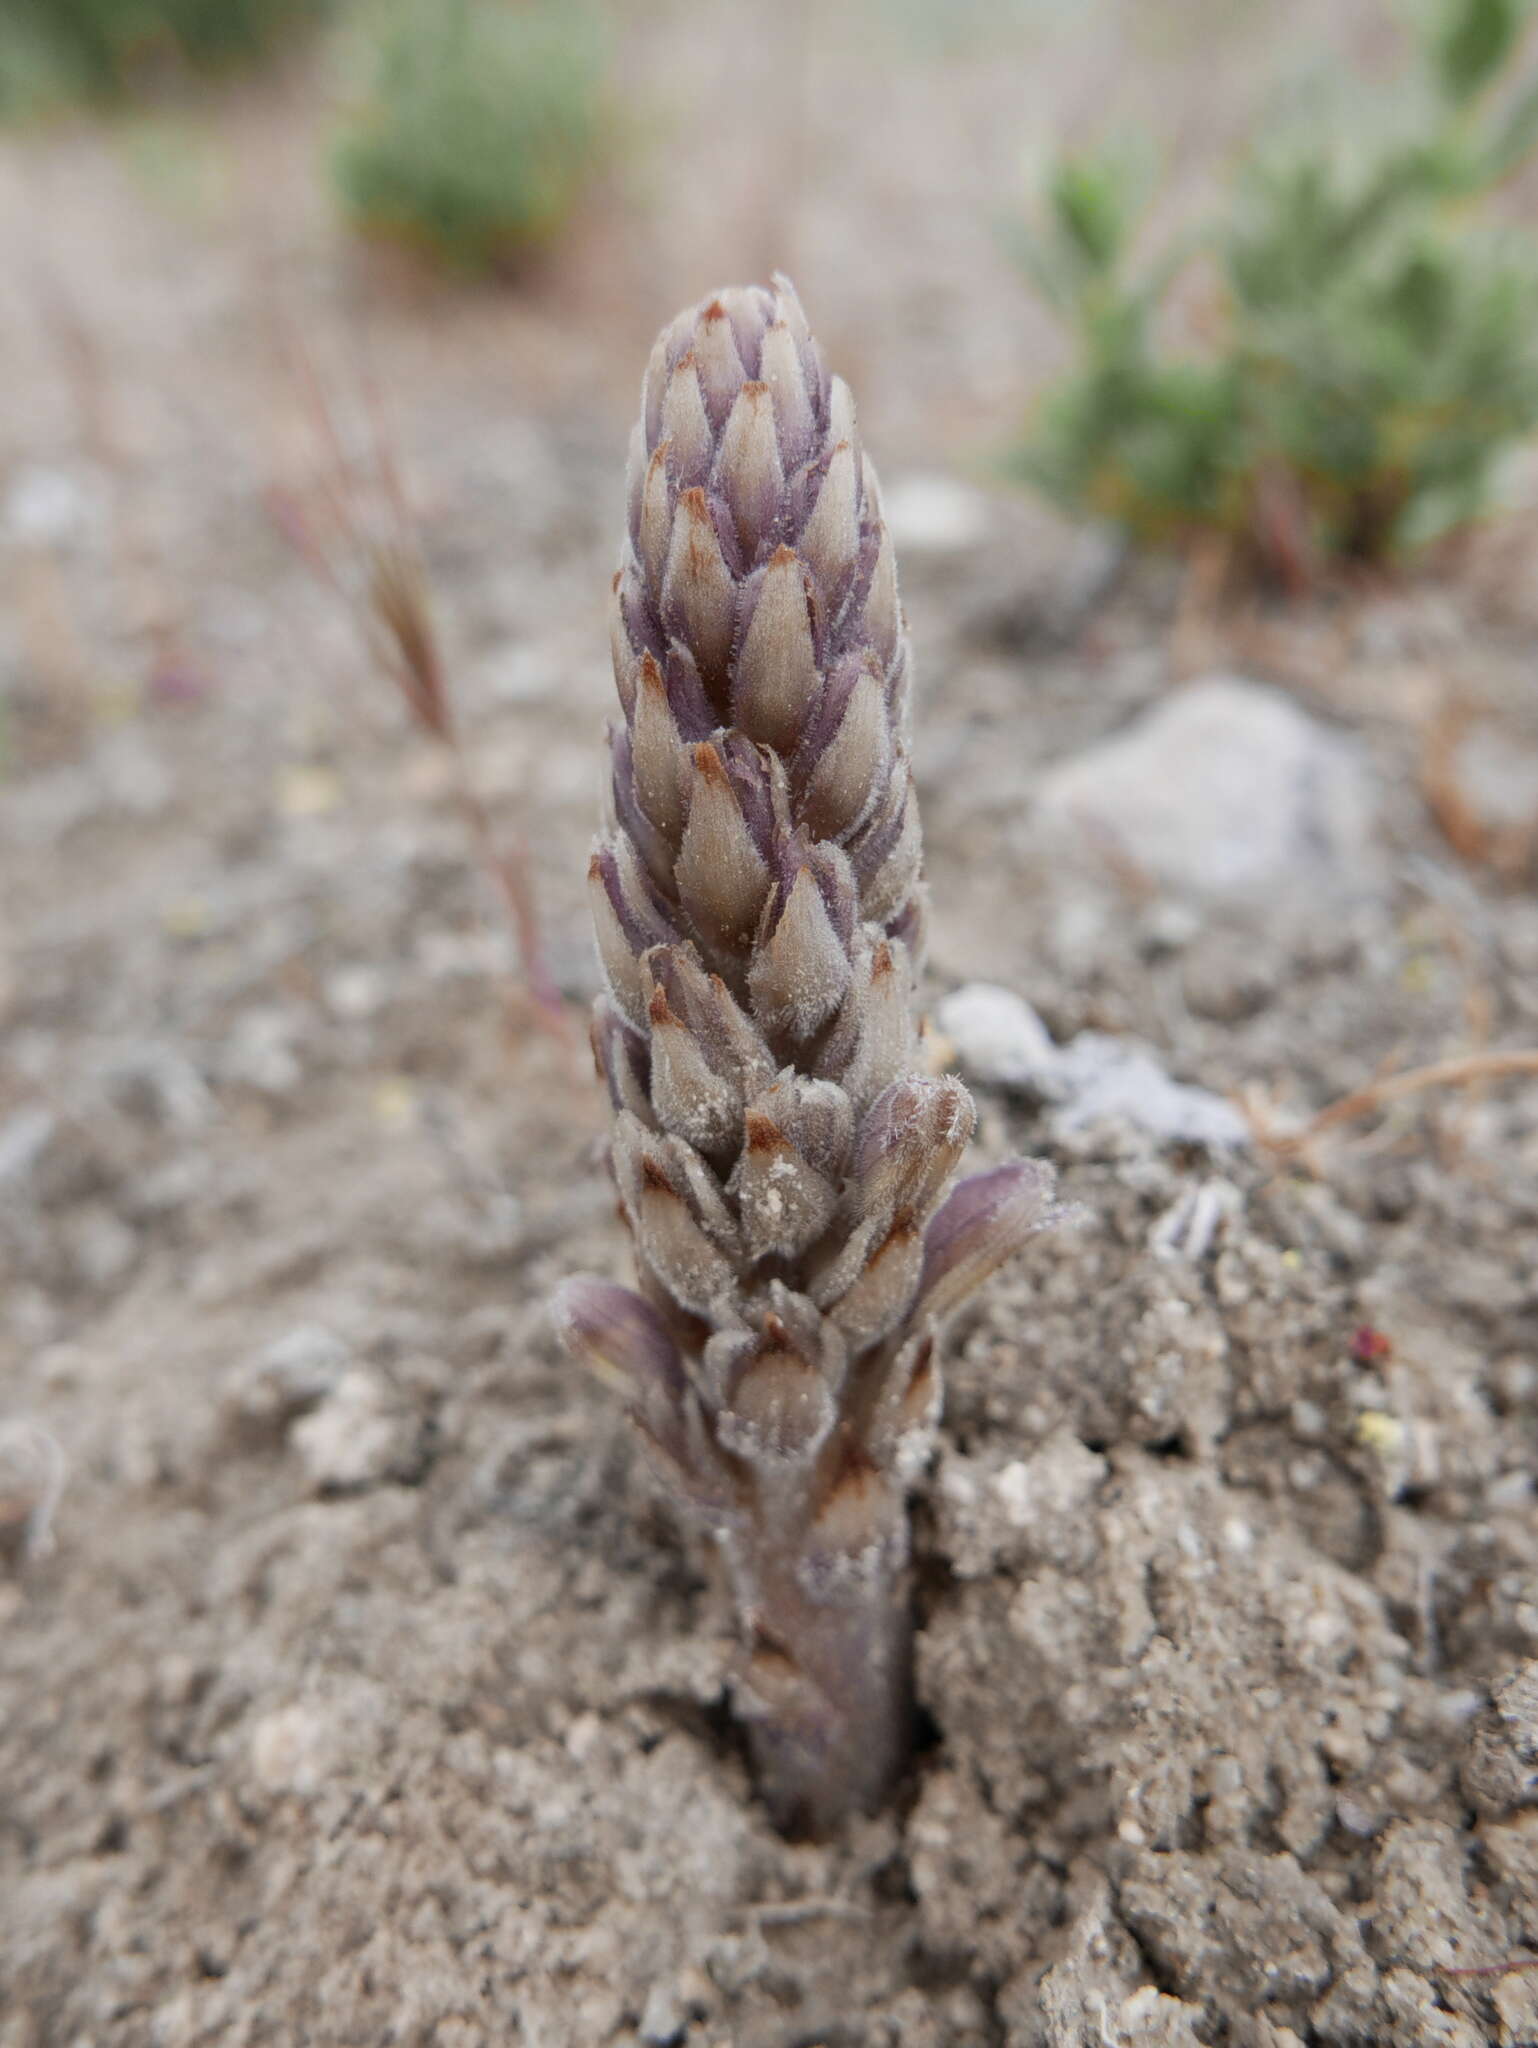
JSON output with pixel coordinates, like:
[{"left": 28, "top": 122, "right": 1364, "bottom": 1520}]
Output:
[
  {"left": 554, "top": 280, "right": 1063, "bottom": 1833},
  {"left": 271, "top": 339, "right": 567, "bottom": 1046}
]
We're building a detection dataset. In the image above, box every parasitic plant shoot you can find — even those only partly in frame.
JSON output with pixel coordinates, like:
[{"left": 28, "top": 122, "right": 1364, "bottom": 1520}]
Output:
[{"left": 555, "top": 280, "right": 1061, "bottom": 1834}]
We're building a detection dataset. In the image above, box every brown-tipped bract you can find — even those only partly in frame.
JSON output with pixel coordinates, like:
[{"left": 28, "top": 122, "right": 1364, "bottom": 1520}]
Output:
[{"left": 558, "top": 279, "right": 1061, "bottom": 1833}]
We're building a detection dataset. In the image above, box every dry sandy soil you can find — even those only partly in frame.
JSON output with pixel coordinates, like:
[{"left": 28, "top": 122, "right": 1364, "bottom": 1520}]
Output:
[{"left": 3, "top": 4, "right": 1538, "bottom": 2043}]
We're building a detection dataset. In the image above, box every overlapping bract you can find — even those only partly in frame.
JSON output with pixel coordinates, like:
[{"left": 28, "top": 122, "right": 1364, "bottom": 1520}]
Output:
[{"left": 557, "top": 279, "right": 1058, "bottom": 1828}]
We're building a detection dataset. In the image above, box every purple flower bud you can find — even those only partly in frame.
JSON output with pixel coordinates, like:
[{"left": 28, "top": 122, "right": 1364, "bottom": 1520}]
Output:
[
  {"left": 590, "top": 996, "right": 652, "bottom": 1125},
  {"left": 915, "top": 1160, "right": 1061, "bottom": 1326},
  {"left": 733, "top": 546, "right": 821, "bottom": 753},
  {"left": 676, "top": 741, "right": 774, "bottom": 962},
  {"left": 853, "top": 1074, "right": 975, "bottom": 1225},
  {"left": 551, "top": 1276, "right": 686, "bottom": 1405}
]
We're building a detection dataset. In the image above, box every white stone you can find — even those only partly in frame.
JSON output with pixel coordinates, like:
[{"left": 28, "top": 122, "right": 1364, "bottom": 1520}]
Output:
[
  {"left": 223, "top": 1325, "right": 351, "bottom": 1432},
  {"left": 1035, "top": 675, "right": 1372, "bottom": 898},
  {"left": 249, "top": 1684, "right": 384, "bottom": 1796},
  {"left": 1050, "top": 1033, "right": 1251, "bottom": 1149},
  {"left": 291, "top": 1369, "right": 416, "bottom": 1491},
  {"left": 249, "top": 1702, "right": 336, "bottom": 1796},
  {"left": 1114, "top": 1986, "right": 1207, "bottom": 2044},
  {"left": 221, "top": 1007, "right": 306, "bottom": 1095},
  {"left": 324, "top": 966, "right": 387, "bottom": 1021},
  {"left": 991, "top": 1435, "right": 1104, "bottom": 1533},
  {"left": 4, "top": 464, "right": 99, "bottom": 547},
  {"left": 879, "top": 472, "right": 990, "bottom": 554},
  {"left": 938, "top": 981, "right": 1249, "bottom": 1149},
  {"left": 934, "top": 982, "right": 1060, "bottom": 1092}
]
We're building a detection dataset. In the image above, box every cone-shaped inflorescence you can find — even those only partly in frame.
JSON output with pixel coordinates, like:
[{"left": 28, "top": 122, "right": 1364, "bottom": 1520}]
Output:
[{"left": 556, "top": 279, "right": 1060, "bottom": 1834}]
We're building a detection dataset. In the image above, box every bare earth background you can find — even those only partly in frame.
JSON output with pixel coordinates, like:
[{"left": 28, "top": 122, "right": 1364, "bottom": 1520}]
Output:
[{"left": 3, "top": 3, "right": 1538, "bottom": 2043}]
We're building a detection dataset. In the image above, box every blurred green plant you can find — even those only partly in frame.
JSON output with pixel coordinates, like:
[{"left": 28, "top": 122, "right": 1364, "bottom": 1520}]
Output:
[
  {"left": 331, "top": 0, "right": 605, "bottom": 276},
  {"left": 0, "top": 0, "right": 324, "bottom": 111},
  {"left": 1011, "top": 0, "right": 1538, "bottom": 583}
]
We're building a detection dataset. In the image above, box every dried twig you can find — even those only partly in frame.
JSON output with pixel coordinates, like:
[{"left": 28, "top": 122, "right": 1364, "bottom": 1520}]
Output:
[
  {"left": 1255, "top": 1049, "right": 1538, "bottom": 1160},
  {"left": 1421, "top": 697, "right": 1488, "bottom": 863},
  {"left": 1420, "top": 696, "right": 1538, "bottom": 881}
]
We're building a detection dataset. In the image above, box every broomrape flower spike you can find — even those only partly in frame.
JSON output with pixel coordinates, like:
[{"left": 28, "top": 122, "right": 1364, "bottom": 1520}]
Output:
[{"left": 555, "top": 279, "right": 1063, "bottom": 1833}]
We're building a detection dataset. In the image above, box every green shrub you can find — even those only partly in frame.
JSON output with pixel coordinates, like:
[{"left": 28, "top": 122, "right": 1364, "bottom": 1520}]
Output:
[
  {"left": 331, "top": 0, "right": 605, "bottom": 276},
  {"left": 0, "top": 0, "right": 324, "bottom": 110},
  {"left": 1012, "top": 0, "right": 1538, "bottom": 578}
]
